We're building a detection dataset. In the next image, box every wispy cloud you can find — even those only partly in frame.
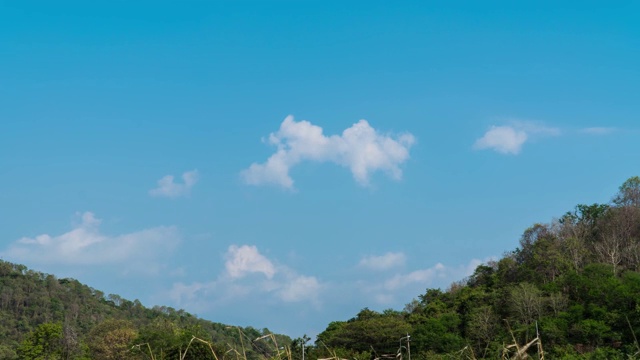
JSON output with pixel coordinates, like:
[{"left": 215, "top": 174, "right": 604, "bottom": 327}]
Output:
[
  {"left": 277, "top": 272, "right": 321, "bottom": 302},
  {"left": 580, "top": 127, "right": 617, "bottom": 135},
  {"left": 241, "top": 116, "right": 415, "bottom": 189},
  {"left": 358, "top": 257, "right": 491, "bottom": 305},
  {"left": 149, "top": 170, "right": 199, "bottom": 198},
  {"left": 474, "top": 120, "right": 560, "bottom": 155},
  {"left": 1, "top": 212, "right": 180, "bottom": 268},
  {"left": 358, "top": 252, "right": 406, "bottom": 271}
]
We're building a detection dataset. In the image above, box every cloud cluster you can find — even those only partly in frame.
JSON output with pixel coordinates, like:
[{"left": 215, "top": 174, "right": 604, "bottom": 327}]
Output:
[
  {"left": 170, "top": 244, "right": 322, "bottom": 310},
  {"left": 474, "top": 121, "right": 560, "bottom": 155},
  {"left": 149, "top": 170, "right": 199, "bottom": 198},
  {"left": 241, "top": 116, "right": 415, "bottom": 189},
  {"left": 169, "top": 249, "right": 493, "bottom": 314},
  {"left": 1, "top": 212, "right": 179, "bottom": 267}
]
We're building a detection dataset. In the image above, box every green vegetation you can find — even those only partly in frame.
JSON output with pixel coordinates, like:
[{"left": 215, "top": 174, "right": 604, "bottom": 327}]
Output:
[
  {"left": 3, "top": 177, "right": 640, "bottom": 359},
  {"left": 314, "top": 177, "right": 640, "bottom": 359},
  {"left": 0, "top": 260, "right": 291, "bottom": 359}
]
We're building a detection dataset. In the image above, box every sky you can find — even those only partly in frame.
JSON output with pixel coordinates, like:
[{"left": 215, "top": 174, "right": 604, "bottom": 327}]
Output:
[{"left": 1, "top": 0, "right": 639, "bottom": 338}]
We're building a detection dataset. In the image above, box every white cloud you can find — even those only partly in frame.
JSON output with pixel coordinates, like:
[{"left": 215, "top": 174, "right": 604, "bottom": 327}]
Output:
[
  {"left": 474, "top": 121, "right": 560, "bottom": 155},
  {"left": 165, "top": 251, "right": 496, "bottom": 334},
  {"left": 359, "top": 257, "right": 492, "bottom": 305},
  {"left": 1, "top": 212, "right": 180, "bottom": 267},
  {"left": 383, "top": 263, "right": 446, "bottom": 291},
  {"left": 474, "top": 126, "right": 528, "bottom": 155},
  {"left": 278, "top": 274, "right": 321, "bottom": 303},
  {"left": 241, "top": 116, "right": 415, "bottom": 189},
  {"left": 225, "top": 245, "right": 276, "bottom": 279},
  {"left": 580, "top": 127, "right": 616, "bottom": 135},
  {"left": 358, "top": 252, "right": 406, "bottom": 271},
  {"left": 169, "top": 244, "right": 323, "bottom": 311},
  {"left": 149, "top": 170, "right": 199, "bottom": 198}
]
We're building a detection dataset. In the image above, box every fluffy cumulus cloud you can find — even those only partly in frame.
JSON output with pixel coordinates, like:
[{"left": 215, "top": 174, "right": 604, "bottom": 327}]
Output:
[
  {"left": 474, "top": 121, "right": 560, "bottom": 155},
  {"left": 225, "top": 245, "right": 276, "bottom": 279},
  {"left": 241, "top": 116, "right": 415, "bottom": 189},
  {"left": 149, "top": 170, "right": 199, "bottom": 198},
  {"left": 169, "top": 244, "right": 322, "bottom": 311},
  {"left": 1, "top": 212, "right": 180, "bottom": 267},
  {"left": 358, "top": 252, "right": 406, "bottom": 271}
]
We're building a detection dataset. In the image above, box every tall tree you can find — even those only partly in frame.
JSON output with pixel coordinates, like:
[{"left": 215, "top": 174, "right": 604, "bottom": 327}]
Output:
[{"left": 614, "top": 176, "right": 640, "bottom": 208}]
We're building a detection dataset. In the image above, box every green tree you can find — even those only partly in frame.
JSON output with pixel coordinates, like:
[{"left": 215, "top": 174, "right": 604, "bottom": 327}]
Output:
[
  {"left": 136, "top": 320, "right": 220, "bottom": 360},
  {"left": 412, "top": 312, "right": 465, "bottom": 354},
  {"left": 316, "top": 308, "right": 410, "bottom": 355},
  {"left": 86, "top": 320, "right": 137, "bottom": 360},
  {"left": 614, "top": 176, "right": 640, "bottom": 208},
  {"left": 17, "top": 322, "right": 63, "bottom": 360}
]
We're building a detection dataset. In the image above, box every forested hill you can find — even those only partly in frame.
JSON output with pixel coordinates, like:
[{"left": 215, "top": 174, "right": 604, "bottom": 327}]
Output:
[
  {"left": 4, "top": 178, "right": 640, "bottom": 360},
  {"left": 0, "top": 260, "right": 291, "bottom": 359},
  {"left": 315, "top": 177, "right": 640, "bottom": 360}
]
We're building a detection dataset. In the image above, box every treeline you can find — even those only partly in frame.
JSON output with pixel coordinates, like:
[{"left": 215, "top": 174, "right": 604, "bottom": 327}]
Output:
[
  {"left": 0, "top": 261, "right": 291, "bottom": 359},
  {"left": 315, "top": 177, "right": 640, "bottom": 359}
]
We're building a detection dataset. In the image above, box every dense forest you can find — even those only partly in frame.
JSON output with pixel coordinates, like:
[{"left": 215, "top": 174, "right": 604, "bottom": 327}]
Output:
[
  {"left": 0, "top": 261, "right": 291, "bottom": 360},
  {"left": 3, "top": 177, "right": 640, "bottom": 359}
]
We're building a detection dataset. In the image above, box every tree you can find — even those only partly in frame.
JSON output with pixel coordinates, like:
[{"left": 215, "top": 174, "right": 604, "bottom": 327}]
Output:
[
  {"left": 412, "top": 312, "right": 465, "bottom": 354},
  {"left": 593, "top": 206, "right": 640, "bottom": 275},
  {"left": 466, "top": 305, "right": 498, "bottom": 357},
  {"left": 562, "top": 236, "right": 589, "bottom": 272},
  {"left": 17, "top": 322, "right": 63, "bottom": 360},
  {"left": 614, "top": 176, "right": 640, "bottom": 208},
  {"left": 509, "top": 283, "right": 543, "bottom": 329},
  {"left": 86, "top": 320, "right": 137, "bottom": 360},
  {"left": 316, "top": 309, "right": 411, "bottom": 355},
  {"left": 136, "top": 320, "right": 220, "bottom": 360},
  {"left": 594, "top": 228, "right": 624, "bottom": 276}
]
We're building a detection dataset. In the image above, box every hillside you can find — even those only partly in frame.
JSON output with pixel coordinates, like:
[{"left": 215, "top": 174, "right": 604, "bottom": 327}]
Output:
[
  {"left": 3, "top": 177, "right": 640, "bottom": 360},
  {"left": 0, "top": 261, "right": 291, "bottom": 359},
  {"left": 314, "top": 177, "right": 640, "bottom": 359}
]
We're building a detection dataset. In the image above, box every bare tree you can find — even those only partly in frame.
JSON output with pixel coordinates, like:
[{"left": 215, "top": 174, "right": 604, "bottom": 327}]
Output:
[
  {"left": 594, "top": 232, "right": 623, "bottom": 276},
  {"left": 510, "top": 283, "right": 543, "bottom": 330},
  {"left": 594, "top": 206, "right": 639, "bottom": 275},
  {"left": 467, "top": 306, "right": 497, "bottom": 357}
]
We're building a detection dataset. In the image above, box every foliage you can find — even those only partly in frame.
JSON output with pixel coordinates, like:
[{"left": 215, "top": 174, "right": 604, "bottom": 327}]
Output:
[
  {"left": 0, "top": 260, "right": 291, "bottom": 360},
  {"left": 86, "top": 319, "right": 138, "bottom": 360},
  {"left": 17, "top": 322, "right": 63, "bottom": 360},
  {"left": 316, "top": 176, "right": 640, "bottom": 359},
  {"left": 5, "top": 176, "right": 640, "bottom": 359}
]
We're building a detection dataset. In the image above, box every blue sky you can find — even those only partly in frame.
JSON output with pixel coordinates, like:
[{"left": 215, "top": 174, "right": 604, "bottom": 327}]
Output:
[{"left": 1, "top": 1, "right": 639, "bottom": 337}]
